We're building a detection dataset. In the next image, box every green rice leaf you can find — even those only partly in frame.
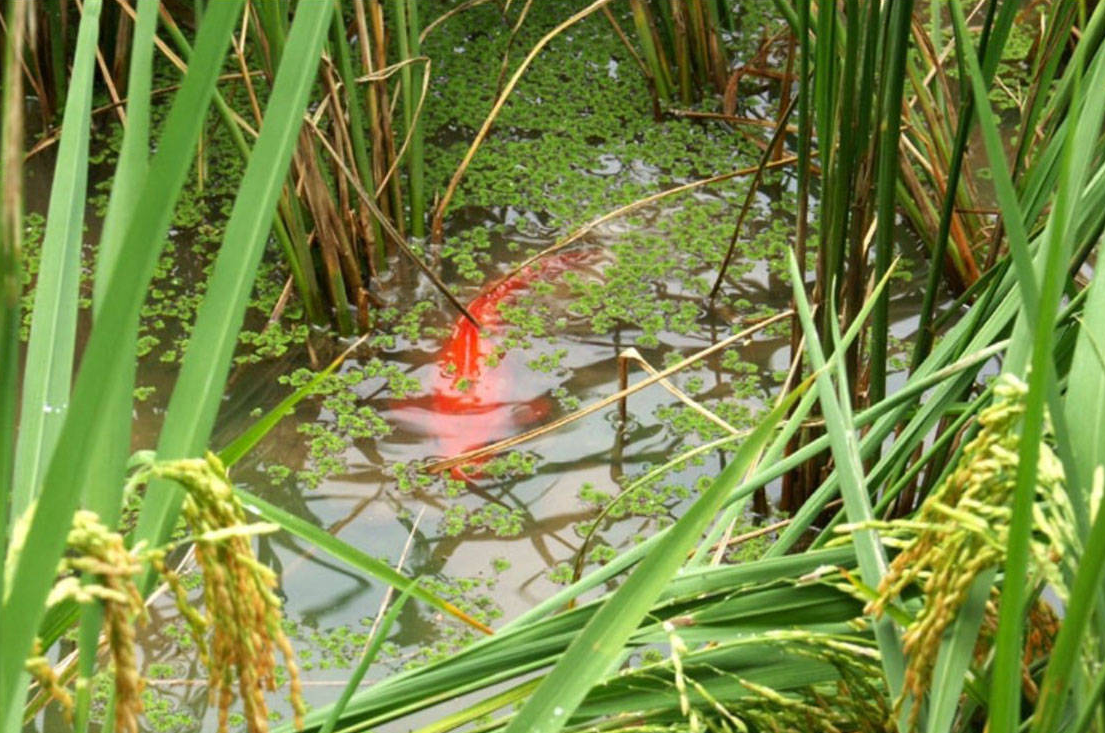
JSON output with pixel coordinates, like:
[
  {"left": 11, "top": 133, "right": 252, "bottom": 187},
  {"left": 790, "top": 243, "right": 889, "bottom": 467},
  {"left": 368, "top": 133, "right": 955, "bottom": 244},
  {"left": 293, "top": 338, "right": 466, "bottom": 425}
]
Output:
[
  {"left": 319, "top": 580, "right": 420, "bottom": 733},
  {"left": 131, "top": 0, "right": 335, "bottom": 581},
  {"left": 786, "top": 250, "right": 906, "bottom": 710},
  {"left": 233, "top": 488, "right": 491, "bottom": 634},
  {"left": 10, "top": 0, "right": 102, "bottom": 520},
  {"left": 219, "top": 336, "right": 368, "bottom": 467}
]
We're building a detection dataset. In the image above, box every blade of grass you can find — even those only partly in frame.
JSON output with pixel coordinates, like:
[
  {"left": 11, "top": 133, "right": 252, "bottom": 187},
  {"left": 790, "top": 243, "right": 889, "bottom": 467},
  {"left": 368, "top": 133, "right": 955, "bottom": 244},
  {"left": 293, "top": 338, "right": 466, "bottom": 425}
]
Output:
[
  {"left": 925, "top": 569, "right": 996, "bottom": 733},
  {"left": 122, "top": 0, "right": 329, "bottom": 326},
  {"left": 1072, "top": 655, "right": 1105, "bottom": 733},
  {"left": 500, "top": 378, "right": 809, "bottom": 733},
  {"left": 218, "top": 336, "right": 368, "bottom": 467},
  {"left": 131, "top": 0, "right": 335, "bottom": 587},
  {"left": 93, "top": 0, "right": 157, "bottom": 310},
  {"left": 409, "top": 679, "right": 542, "bottom": 733},
  {"left": 291, "top": 547, "right": 860, "bottom": 732},
  {"left": 391, "top": 0, "right": 425, "bottom": 237},
  {"left": 0, "top": 1, "right": 27, "bottom": 707},
  {"left": 950, "top": 0, "right": 1105, "bottom": 722},
  {"left": 948, "top": 2, "right": 1041, "bottom": 369},
  {"left": 322, "top": 521, "right": 424, "bottom": 733},
  {"left": 0, "top": 1, "right": 243, "bottom": 716},
  {"left": 912, "top": 0, "right": 1013, "bottom": 368},
  {"left": 1030, "top": 46, "right": 1105, "bottom": 715},
  {"left": 1031, "top": 468, "right": 1105, "bottom": 733},
  {"left": 318, "top": 582, "right": 419, "bottom": 733},
  {"left": 786, "top": 250, "right": 906, "bottom": 712},
  {"left": 10, "top": 0, "right": 102, "bottom": 520},
  {"left": 73, "top": 1, "right": 159, "bottom": 728},
  {"left": 1062, "top": 211, "right": 1105, "bottom": 501}
]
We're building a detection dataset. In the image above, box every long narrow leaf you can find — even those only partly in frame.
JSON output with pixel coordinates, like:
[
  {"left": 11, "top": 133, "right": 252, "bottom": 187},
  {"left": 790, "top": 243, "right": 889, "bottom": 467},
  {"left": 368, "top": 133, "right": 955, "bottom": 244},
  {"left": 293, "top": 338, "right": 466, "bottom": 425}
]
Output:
[
  {"left": 786, "top": 250, "right": 905, "bottom": 709},
  {"left": 319, "top": 580, "right": 419, "bottom": 733},
  {"left": 11, "top": 0, "right": 102, "bottom": 519},
  {"left": 925, "top": 569, "right": 996, "bottom": 733},
  {"left": 219, "top": 336, "right": 368, "bottom": 467},
  {"left": 950, "top": 0, "right": 1105, "bottom": 722},
  {"left": 0, "top": 1, "right": 244, "bottom": 716},
  {"left": 234, "top": 487, "right": 491, "bottom": 633},
  {"left": 0, "top": 3, "right": 28, "bottom": 728},
  {"left": 1031, "top": 468, "right": 1105, "bottom": 733},
  {"left": 71, "top": 3, "right": 161, "bottom": 728},
  {"left": 131, "top": 0, "right": 335, "bottom": 584},
  {"left": 1063, "top": 206, "right": 1105, "bottom": 498}
]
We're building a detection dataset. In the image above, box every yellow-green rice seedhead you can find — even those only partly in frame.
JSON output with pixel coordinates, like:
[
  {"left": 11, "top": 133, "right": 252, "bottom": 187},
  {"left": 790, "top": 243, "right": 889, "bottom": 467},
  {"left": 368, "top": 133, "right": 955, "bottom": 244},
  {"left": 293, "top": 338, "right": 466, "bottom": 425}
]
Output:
[
  {"left": 29, "top": 510, "right": 146, "bottom": 733},
  {"left": 144, "top": 452, "right": 303, "bottom": 733},
  {"left": 864, "top": 375, "right": 1072, "bottom": 727}
]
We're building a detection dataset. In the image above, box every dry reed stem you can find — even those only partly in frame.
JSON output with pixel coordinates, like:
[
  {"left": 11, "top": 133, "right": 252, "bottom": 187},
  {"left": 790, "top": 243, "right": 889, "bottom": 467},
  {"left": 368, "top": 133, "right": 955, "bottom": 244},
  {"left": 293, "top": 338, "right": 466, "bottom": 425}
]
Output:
[
  {"left": 710, "top": 95, "right": 797, "bottom": 299},
  {"left": 355, "top": 55, "right": 431, "bottom": 199},
  {"left": 419, "top": 0, "right": 496, "bottom": 44},
  {"left": 305, "top": 113, "right": 482, "bottom": 329},
  {"left": 618, "top": 347, "right": 740, "bottom": 436}
]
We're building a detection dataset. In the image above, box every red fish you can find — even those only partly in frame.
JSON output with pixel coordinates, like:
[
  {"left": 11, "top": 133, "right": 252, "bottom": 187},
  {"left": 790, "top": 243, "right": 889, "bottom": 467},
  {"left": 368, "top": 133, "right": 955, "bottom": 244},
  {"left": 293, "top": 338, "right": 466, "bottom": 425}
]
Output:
[{"left": 392, "top": 250, "right": 593, "bottom": 481}]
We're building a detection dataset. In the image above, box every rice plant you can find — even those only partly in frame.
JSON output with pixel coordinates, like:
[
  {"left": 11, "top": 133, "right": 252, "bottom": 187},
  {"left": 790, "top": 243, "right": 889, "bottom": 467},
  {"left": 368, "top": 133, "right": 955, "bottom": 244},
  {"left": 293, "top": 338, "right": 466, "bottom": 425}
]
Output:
[{"left": 4, "top": 2, "right": 1105, "bottom": 733}]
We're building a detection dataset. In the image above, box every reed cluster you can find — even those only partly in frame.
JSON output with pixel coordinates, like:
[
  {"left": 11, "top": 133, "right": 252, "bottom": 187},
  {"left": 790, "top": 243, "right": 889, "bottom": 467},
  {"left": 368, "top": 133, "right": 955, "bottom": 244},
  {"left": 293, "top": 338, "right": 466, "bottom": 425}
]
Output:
[{"left": 627, "top": 0, "right": 730, "bottom": 107}]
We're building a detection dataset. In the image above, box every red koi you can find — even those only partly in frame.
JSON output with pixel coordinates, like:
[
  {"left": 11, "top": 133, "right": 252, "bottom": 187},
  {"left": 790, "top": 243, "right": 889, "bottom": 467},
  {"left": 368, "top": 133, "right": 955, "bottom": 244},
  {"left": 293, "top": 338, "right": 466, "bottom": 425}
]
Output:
[{"left": 393, "top": 249, "right": 593, "bottom": 481}]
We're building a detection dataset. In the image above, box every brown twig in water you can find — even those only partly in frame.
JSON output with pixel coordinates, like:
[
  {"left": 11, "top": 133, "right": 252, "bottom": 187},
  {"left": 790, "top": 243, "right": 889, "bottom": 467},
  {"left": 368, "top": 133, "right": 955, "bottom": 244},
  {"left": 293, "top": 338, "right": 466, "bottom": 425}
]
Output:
[
  {"left": 419, "top": 0, "right": 497, "bottom": 43},
  {"left": 709, "top": 94, "right": 798, "bottom": 300},
  {"left": 493, "top": 0, "right": 535, "bottom": 95}
]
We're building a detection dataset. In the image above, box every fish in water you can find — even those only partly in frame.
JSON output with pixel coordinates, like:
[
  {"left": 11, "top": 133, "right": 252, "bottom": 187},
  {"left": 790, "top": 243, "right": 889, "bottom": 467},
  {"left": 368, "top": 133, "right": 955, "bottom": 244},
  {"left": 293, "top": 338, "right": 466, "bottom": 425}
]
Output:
[{"left": 392, "top": 249, "right": 595, "bottom": 480}]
